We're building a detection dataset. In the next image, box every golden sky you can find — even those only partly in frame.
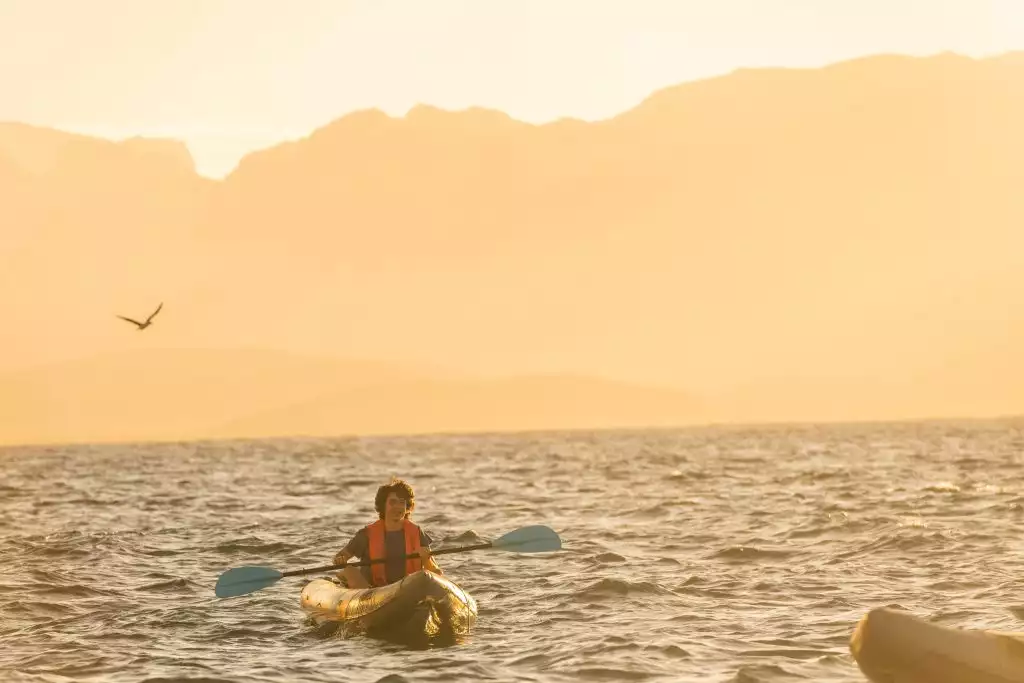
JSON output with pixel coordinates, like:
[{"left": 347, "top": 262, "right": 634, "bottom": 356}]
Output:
[{"left": 2, "top": 0, "right": 1022, "bottom": 177}]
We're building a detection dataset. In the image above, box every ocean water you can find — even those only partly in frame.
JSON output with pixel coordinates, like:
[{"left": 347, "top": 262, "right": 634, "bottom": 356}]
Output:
[{"left": 3, "top": 420, "right": 1024, "bottom": 682}]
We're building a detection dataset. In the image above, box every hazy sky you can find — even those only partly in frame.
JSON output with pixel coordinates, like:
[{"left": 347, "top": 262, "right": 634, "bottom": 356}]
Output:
[{"left": 2, "top": 0, "right": 1022, "bottom": 176}]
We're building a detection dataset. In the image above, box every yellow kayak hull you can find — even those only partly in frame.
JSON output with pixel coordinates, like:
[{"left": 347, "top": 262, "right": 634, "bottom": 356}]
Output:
[
  {"left": 300, "top": 570, "right": 478, "bottom": 647},
  {"left": 851, "top": 607, "right": 1024, "bottom": 683}
]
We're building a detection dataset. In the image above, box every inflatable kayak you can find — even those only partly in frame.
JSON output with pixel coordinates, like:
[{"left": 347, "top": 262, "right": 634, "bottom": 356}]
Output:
[
  {"left": 300, "top": 570, "right": 477, "bottom": 646},
  {"left": 850, "top": 607, "right": 1024, "bottom": 683}
]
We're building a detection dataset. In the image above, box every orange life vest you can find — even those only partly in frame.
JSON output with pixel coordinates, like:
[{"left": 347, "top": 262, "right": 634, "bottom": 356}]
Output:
[{"left": 366, "top": 519, "right": 422, "bottom": 586}]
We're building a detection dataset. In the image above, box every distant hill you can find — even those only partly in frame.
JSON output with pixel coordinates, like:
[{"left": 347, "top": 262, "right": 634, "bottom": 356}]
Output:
[
  {"left": 211, "top": 373, "right": 707, "bottom": 440},
  {"left": 0, "top": 348, "right": 440, "bottom": 445},
  {"left": 2, "top": 51, "right": 1024, "bottom": 440},
  {"left": 0, "top": 349, "right": 704, "bottom": 445}
]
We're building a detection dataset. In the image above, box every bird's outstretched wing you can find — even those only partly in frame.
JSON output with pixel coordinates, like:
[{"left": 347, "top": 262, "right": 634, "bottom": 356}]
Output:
[
  {"left": 145, "top": 302, "right": 163, "bottom": 324},
  {"left": 117, "top": 315, "right": 144, "bottom": 327}
]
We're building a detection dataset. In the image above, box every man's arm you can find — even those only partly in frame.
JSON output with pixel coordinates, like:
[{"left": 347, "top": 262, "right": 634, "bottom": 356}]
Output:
[
  {"left": 417, "top": 546, "right": 444, "bottom": 575},
  {"left": 418, "top": 529, "right": 442, "bottom": 574},
  {"left": 333, "top": 529, "right": 366, "bottom": 564}
]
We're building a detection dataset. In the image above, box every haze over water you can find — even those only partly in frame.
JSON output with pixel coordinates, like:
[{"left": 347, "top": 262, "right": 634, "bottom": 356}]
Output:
[{"left": 4, "top": 421, "right": 1024, "bottom": 682}]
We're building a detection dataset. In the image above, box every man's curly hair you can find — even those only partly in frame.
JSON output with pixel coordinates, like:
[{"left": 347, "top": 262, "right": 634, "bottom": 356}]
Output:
[{"left": 374, "top": 478, "right": 416, "bottom": 520}]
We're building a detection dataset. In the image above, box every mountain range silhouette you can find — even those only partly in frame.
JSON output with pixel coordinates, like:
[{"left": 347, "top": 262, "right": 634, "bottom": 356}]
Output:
[{"left": 2, "top": 51, "right": 1023, "bottom": 445}]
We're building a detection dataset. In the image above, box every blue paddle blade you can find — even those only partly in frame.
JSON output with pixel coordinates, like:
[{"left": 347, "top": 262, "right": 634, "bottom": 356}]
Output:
[
  {"left": 214, "top": 566, "right": 284, "bottom": 598},
  {"left": 491, "top": 525, "right": 562, "bottom": 553}
]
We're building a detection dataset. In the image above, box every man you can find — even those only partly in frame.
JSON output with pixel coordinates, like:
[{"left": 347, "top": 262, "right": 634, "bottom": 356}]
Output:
[{"left": 333, "top": 478, "right": 444, "bottom": 588}]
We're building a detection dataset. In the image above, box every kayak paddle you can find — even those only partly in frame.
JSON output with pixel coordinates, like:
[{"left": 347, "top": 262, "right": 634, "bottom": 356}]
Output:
[{"left": 214, "top": 524, "right": 561, "bottom": 598}]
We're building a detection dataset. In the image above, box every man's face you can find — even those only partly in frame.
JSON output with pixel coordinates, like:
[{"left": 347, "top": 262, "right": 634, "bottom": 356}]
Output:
[{"left": 385, "top": 492, "right": 408, "bottom": 523}]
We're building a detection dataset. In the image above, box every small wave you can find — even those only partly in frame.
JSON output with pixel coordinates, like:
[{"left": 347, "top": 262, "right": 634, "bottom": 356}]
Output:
[
  {"left": 212, "top": 627, "right": 274, "bottom": 640},
  {"left": 835, "top": 528, "right": 964, "bottom": 558},
  {"left": 28, "top": 583, "right": 115, "bottom": 599},
  {"left": 923, "top": 482, "right": 961, "bottom": 493},
  {"left": 652, "top": 644, "right": 691, "bottom": 658},
  {"left": 21, "top": 530, "right": 144, "bottom": 550},
  {"left": 212, "top": 539, "right": 295, "bottom": 555},
  {"left": 927, "top": 579, "right": 989, "bottom": 591},
  {"left": 624, "top": 504, "right": 676, "bottom": 518},
  {"left": 672, "top": 584, "right": 738, "bottom": 599},
  {"left": 20, "top": 656, "right": 116, "bottom": 678},
  {"left": 505, "top": 652, "right": 552, "bottom": 667},
  {"left": 6, "top": 599, "right": 89, "bottom": 616},
  {"left": 25, "top": 544, "right": 94, "bottom": 559},
  {"left": 739, "top": 647, "right": 831, "bottom": 660},
  {"left": 668, "top": 469, "right": 712, "bottom": 481},
  {"left": 577, "top": 667, "right": 655, "bottom": 681},
  {"left": 87, "top": 629, "right": 153, "bottom": 643},
  {"left": 140, "top": 678, "right": 241, "bottom": 683},
  {"left": 139, "top": 548, "right": 182, "bottom": 558},
  {"left": 575, "top": 578, "right": 678, "bottom": 599},
  {"left": 533, "top": 608, "right": 591, "bottom": 624},
  {"left": 593, "top": 552, "right": 626, "bottom": 563},
  {"left": 135, "top": 578, "right": 195, "bottom": 593},
  {"left": 337, "top": 479, "right": 380, "bottom": 488},
  {"left": 711, "top": 546, "right": 798, "bottom": 563},
  {"left": 444, "top": 530, "right": 485, "bottom": 544},
  {"left": 59, "top": 496, "right": 121, "bottom": 507},
  {"left": 730, "top": 663, "right": 800, "bottom": 682}
]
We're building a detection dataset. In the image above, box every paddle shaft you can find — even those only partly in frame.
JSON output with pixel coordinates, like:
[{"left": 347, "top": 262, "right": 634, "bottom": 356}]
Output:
[{"left": 280, "top": 541, "right": 494, "bottom": 578}]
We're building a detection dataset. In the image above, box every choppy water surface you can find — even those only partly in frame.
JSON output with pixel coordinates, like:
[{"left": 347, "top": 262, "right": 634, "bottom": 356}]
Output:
[{"left": 3, "top": 420, "right": 1024, "bottom": 682}]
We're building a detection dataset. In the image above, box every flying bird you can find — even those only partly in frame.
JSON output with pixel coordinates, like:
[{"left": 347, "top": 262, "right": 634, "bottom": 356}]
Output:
[{"left": 117, "top": 302, "right": 163, "bottom": 330}]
